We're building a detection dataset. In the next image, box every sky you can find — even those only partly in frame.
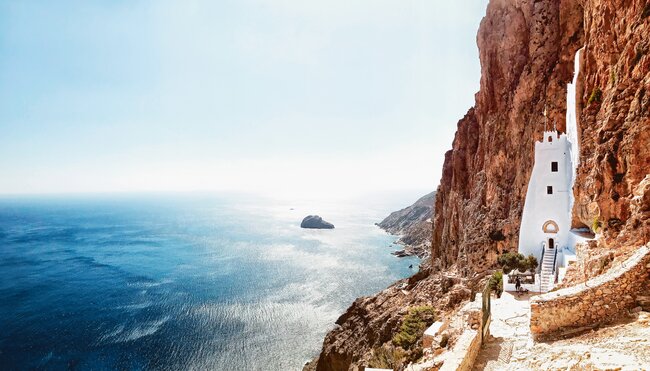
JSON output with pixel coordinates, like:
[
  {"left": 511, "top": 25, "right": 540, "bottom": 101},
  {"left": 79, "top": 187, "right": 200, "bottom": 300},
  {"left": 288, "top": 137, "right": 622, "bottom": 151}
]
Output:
[{"left": 0, "top": 0, "right": 488, "bottom": 197}]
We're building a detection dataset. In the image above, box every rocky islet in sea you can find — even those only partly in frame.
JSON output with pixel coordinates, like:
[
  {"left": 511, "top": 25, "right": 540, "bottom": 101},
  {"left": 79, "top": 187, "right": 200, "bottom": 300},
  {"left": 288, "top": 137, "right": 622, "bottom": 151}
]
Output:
[{"left": 300, "top": 215, "right": 335, "bottom": 229}]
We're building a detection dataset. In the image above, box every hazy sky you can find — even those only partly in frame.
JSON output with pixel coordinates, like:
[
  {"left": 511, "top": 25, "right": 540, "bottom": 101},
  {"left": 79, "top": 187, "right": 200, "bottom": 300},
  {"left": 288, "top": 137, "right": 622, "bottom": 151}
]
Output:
[{"left": 0, "top": 0, "right": 488, "bottom": 197}]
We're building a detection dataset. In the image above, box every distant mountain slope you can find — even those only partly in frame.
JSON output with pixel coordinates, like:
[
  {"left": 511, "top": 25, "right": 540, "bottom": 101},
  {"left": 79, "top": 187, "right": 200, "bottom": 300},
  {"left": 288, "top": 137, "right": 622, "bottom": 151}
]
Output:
[{"left": 377, "top": 191, "right": 436, "bottom": 258}]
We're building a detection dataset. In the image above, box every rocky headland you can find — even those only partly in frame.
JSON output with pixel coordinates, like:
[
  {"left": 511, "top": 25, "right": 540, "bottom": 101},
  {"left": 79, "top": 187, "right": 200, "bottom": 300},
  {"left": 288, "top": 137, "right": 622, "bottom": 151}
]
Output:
[
  {"left": 307, "top": 0, "right": 650, "bottom": 370},
  {"left": 377, "top": 191, "right": 436, "bottom": 259}
]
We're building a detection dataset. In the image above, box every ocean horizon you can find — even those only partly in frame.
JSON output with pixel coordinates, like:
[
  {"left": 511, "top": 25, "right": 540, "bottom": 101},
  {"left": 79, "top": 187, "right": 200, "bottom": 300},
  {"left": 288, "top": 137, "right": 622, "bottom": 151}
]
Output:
[{"left": 0, "top": 192, "right": 422, "bottom": 370}]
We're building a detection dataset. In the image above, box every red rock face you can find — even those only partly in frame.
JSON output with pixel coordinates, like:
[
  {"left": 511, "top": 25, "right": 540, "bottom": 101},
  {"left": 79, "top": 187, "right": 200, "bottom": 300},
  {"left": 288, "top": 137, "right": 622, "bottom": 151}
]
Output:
[
  {"left": 432, "top": 0, "right": 586, "bottom": 273},
  {"left": 433, "top": 0, "right": 649, "bottom": 274},
  {"left": 573, "top": 0, "right": 650, "bottom": 249}
]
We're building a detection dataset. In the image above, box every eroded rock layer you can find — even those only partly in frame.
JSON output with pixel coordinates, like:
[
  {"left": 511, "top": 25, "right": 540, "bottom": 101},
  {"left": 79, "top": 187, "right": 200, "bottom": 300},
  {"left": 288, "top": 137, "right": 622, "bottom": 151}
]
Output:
[{"left": 572, "top": 0, "right": 650, "bottom": 249}]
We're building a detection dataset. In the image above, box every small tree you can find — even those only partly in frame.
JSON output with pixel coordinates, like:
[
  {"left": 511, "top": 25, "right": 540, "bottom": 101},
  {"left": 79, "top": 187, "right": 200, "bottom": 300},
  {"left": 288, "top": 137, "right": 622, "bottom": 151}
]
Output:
[
  {"left": 497, "top": 252, "right": 519, "bottom": 274},
  {"left": 525, "top": 255, "right": 538, "bottom": 272},
  {"left": 392, "top": 306, "right": 436, "bottom": 349},
  {"left": 489, "top": 271, "right": 503, "bottom": 298},
  {"left": 498, "top": 252, "right": 537, "bottom": 274}
]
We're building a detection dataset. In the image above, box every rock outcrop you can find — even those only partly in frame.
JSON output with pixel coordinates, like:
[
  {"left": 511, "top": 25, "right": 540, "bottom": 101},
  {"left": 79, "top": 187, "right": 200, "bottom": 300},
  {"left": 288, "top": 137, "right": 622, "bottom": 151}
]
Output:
[
  {"left": 378, "top": 191, "right": 436, "bottom": 259},
  {"left": 304, "top": 271, "right": 482, "bottom": 371},
  {"left": 301, "top": 215, "right": 335, "bottom": 229}
]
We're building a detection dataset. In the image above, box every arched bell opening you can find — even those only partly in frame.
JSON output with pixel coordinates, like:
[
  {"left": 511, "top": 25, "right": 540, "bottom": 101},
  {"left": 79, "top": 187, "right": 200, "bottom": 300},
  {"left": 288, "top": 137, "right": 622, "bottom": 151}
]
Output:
[{"left": 542, "top": 220, "right": 559, "bottom": 234}]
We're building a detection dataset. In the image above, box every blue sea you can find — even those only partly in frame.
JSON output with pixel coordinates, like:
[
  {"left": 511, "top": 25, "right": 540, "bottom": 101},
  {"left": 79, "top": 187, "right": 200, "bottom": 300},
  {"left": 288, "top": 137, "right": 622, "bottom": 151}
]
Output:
[{"left": 0, "top": 193, "right": 420, "bottom": 370}]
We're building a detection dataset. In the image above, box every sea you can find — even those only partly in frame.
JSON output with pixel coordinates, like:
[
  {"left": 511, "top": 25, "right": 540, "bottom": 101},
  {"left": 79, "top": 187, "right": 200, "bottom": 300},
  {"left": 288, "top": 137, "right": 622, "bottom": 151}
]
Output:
[{"left": 0, "top": 192, "right": 421, "bottom": 370}]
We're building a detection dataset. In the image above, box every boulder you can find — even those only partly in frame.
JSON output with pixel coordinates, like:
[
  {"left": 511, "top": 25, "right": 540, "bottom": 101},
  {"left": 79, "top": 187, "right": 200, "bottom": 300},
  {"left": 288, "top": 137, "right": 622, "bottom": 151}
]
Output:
[{"left": 301, "top": 215, "right": 334, "bottom": 229}]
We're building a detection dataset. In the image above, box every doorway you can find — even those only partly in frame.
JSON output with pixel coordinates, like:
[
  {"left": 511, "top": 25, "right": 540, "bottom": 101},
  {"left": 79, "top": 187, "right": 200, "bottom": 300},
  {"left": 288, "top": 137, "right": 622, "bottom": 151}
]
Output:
[{"left": 548, "top": 238, "right": 555, "bottom": 249}]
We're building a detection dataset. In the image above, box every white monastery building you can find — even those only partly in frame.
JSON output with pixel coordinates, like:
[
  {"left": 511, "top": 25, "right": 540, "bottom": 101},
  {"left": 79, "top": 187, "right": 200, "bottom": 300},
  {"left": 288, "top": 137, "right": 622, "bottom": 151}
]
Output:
[
  {"left": 506, "top": 48, "right": 588, "bottom": 293},
  {"left": 516, "top": 131, "right": 577, "bottom": 292}
]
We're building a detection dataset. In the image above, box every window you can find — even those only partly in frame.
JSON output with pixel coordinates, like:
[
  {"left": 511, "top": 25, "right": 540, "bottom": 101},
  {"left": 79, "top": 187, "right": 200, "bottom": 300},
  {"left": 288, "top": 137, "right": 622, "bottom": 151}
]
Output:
[
  {"left": 548, "top": 136, "right": 553, "bottom": 142},
  {"left": 551, "top": 162, "right": 558, "bottom": 172},
  {"left": 547, "top": 186, "right": 553, "bottom": 194}
]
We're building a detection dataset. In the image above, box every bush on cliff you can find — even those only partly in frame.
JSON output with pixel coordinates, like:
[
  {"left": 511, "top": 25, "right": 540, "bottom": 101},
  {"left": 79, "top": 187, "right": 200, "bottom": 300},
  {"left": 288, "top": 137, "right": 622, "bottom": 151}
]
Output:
[
  {"left": 497, "top": 252, "right": 538, "bottom": 274},
  {"left": 587, "top": 87, "right": 602, "bottom": 105},
  {"left": 367, "top": 345, "right": 405, "bottom": 369},
  {"left": 592, "top": 216, "right": 602, "bottom": 233},
  {"left": 392, "top": 305, "right": 436, "bottom": 349},
  {"left": 489, "top": 271, "right": 503, "bottom": 298}
]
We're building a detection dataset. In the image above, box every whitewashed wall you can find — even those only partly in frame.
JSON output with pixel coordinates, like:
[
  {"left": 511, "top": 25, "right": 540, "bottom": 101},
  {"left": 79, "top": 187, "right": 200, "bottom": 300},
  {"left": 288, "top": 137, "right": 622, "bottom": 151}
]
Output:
[{"left": 518, "top": 132, "right": 573, "bottom": 262}]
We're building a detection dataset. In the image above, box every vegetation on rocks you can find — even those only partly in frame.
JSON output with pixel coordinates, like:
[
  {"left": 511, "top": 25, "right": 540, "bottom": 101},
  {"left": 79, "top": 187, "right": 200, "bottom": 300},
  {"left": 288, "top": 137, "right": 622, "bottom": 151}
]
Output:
[
  {"left": 488, "top": 271, "right": 503, "bottom": 298},
  {"left": 392, "top": 306, "right": 436, "bottom": 349},
  {"left": 592, "top": 216, "right": 602, "bottom": 233},
  {"left": 367, "top": 345, "right": 405, "bottom": 369},
  {"left": 587, "top": 87, "right": 602, "bottom": 105}
]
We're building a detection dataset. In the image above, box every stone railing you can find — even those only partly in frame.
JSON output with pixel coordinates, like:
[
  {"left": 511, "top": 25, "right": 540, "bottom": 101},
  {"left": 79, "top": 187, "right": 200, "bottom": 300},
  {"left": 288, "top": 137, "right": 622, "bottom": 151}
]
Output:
[{"left": 530, "top": 245, "right": 650, "bottom": 339}]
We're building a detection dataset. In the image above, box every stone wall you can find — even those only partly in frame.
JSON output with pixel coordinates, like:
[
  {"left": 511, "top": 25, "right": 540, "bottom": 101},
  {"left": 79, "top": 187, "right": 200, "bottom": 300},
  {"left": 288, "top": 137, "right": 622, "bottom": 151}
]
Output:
[
  {"left": 439, "top": 329, "right": 482, "bottom": 371},
  {"left": 530, "top": 245, "right": 650, "bottom": 339},
  {"left": 437, "top": 293, "right": 489, "bottom": 371}
]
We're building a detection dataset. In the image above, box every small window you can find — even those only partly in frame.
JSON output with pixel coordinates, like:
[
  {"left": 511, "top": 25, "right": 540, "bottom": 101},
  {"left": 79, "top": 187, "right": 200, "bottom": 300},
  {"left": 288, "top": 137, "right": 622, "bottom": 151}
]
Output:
[
  {"left": 548, "top": 136, "right": 553, "bottom": 142},
  {"left": 551, "top": 162, "right": 558, "bottom": 172},
  {"left": 547, "top": 186, "right": 553, "bottom": 194}
]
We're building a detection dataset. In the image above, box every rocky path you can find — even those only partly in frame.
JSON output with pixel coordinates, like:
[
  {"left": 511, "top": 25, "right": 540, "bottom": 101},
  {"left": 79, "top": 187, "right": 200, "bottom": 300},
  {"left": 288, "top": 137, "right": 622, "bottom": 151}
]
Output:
[
  {"left": 509, "top": 311, "right": 650, "bottom": 370},
  {"left": 472, "top": 291, "right": 650, "bottom": 370},
  {"left": 472, "top": 292, "right": 532, "bottom": 371}
]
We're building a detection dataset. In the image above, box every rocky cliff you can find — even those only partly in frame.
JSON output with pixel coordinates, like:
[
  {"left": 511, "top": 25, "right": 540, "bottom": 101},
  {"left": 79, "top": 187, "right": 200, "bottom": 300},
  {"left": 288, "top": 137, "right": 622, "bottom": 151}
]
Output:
[
  {"left": 377, "top": 191, "right": 436, "bottom": 258},
  {"left": 432, "top": 0, "right": 587, "bottom": 274},
  {"left": 432, "top": 0, "right": 649, "bottom": 275},
  {"left": 571, "top": 0, "right": 650, "bottom": 250},
  {"left": 308, "top": 0, "right": 649, "bottom": 369},
  {"left": 304, "top": 270, "right": 483, "bottom": 371}
]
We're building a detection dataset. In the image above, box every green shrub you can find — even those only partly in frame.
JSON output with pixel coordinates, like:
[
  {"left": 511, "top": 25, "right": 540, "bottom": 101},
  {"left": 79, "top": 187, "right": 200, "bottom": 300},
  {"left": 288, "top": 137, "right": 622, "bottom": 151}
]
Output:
[
  {"left": 587, "top": 88, "right": 602, "bottom": 105},
  {"left": 526, "top": 254, "right": 539, "bottom": 271},
  {"left": 609, "top": 69, "right": 617, "bottom": 85},
  {"left": 592, "top": 216, "right": 601, "bottom": 233},
  {"left": 497, "top": 252, "right": 538, "bottom": 274},
  {"left": 392, "top": 306, "right": 436, "bottom": 349},
  {"left": 489, "top": 271, "right": 503, "bottom": 298},
  {"left": 368, "top": 345, "right": 405, "bottom": 369}
]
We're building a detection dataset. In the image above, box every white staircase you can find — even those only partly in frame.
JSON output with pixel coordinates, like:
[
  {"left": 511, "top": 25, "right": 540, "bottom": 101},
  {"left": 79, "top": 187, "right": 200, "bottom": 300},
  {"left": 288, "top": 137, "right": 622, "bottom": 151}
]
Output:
[{"left": 540, "top": 247, "right": 556, "bottom": 292}]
